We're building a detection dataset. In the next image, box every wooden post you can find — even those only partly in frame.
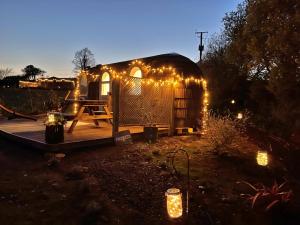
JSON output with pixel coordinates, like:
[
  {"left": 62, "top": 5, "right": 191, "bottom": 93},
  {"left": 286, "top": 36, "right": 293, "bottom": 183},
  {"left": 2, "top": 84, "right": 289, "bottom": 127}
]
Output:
[{"left": 112, "top": 79, "right": 120, "bottom": 137}]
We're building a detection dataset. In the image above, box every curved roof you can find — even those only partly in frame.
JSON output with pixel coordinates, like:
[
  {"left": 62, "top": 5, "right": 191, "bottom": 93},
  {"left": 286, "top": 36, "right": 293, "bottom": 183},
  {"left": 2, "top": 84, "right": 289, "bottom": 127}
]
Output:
[{"left": 89, "top": 53, "right": 203, "bottom": 78}]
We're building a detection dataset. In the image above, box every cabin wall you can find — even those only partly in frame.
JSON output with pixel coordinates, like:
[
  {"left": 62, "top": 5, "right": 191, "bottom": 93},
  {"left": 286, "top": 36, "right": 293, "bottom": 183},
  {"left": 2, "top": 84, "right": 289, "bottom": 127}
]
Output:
[
  {"left": 86, "top": 66, "right": 204, "bottom": 132},
  {"left": 85, "top": 76, "right": 203, "bottom": 131},
  {"left": 174, "top": 83, "right": 203, "bottom": 129},
  {"left": 118, "top": 76, "right": 173, "bottom": 126}
]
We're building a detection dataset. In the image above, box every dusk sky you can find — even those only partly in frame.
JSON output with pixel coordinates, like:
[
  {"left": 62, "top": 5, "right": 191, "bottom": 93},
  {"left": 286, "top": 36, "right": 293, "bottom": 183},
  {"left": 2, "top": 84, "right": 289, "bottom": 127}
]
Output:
[{"left": 0, "top": 0, "right": 242, "bottom": 77}]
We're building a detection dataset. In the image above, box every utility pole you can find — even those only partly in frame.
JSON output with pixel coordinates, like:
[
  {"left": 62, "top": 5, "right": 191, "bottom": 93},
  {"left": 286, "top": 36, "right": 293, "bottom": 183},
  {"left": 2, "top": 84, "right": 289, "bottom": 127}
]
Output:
[{"left": 195, "top": 31, "right": 208, "bottom": 63}]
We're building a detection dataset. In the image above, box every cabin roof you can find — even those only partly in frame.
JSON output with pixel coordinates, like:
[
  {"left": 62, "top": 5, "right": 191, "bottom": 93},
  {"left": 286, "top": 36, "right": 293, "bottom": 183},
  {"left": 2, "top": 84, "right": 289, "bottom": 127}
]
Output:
[{"left": 89, "top": 53, "right": 202, "bottom": 78}]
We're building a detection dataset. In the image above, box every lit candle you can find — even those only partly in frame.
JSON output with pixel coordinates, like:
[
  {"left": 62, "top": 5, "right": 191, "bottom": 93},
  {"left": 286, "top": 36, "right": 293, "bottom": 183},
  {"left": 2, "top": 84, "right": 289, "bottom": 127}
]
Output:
[{"left": 165, "top": 188, "right": 183, "bottom": 219}]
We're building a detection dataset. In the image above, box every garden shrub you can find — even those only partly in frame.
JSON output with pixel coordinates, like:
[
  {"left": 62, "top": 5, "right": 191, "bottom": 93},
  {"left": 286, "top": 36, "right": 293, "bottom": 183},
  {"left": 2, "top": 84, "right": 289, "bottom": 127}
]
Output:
[
  {"left": 204, "top": 112, "right": 248, "bottom": 154},
  {"left": 0, "top": 88, "right": 67, "bottom": 114}
]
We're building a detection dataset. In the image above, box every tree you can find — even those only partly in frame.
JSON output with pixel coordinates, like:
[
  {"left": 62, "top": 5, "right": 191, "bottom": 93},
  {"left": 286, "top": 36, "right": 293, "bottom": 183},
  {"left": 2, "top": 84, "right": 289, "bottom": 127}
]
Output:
[
  {"left": 204, "top": 0, "right": 300, "bottom": 137},
  {"left": 202, "top": 34, "right": 248, "bottom": 113},
  {"left": 72, "top": 48, "right": 95, "bottom": 73},
  {"left": 0, "top": 68, "right": 13, "bottom": 80},
  {"left": 243, "top": 0, "right": 300, "bottom": 136},
  {"left": 22, "top": 65, "right": 45, "bottom": 80}
]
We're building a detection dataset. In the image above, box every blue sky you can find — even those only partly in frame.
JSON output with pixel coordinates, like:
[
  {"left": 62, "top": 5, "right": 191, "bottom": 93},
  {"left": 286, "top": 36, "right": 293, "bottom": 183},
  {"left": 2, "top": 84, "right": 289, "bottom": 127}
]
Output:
[{"left": 0, "top": 0, "right": 242, "bottom": 77}]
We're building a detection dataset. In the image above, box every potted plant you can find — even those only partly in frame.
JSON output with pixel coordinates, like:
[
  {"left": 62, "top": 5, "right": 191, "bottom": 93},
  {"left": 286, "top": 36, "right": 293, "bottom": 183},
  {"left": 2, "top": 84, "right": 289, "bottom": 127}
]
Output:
[{"left": 44, "top": 112, "right": 66, "bottom": 144}]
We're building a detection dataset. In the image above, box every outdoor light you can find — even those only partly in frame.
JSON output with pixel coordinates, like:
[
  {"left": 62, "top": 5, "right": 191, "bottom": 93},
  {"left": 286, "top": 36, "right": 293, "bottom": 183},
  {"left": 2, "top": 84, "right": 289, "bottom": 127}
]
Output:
[
  {"left": 47, "top": 113, "right": 56, "bottom": 123},
  {"left": 237, "top": 112, "right": 243, "bottom": 119},
  {"left": 231, "top": 99, "right": 235, "bottom": 104},
  {"left": 256, "top": 151, "right": 268, "bottom": 166},
  {"left": 188, "top": 128, "right": 193, "bottom": 133},
  {"left": 165, "top": 188, "right": 183, "bottom": 219},
  {"left": 165, "top": 149, "right": 190, "bottom": 219},
  {"left": 73, "top": 103, "right": 78, "bottom": 114}
]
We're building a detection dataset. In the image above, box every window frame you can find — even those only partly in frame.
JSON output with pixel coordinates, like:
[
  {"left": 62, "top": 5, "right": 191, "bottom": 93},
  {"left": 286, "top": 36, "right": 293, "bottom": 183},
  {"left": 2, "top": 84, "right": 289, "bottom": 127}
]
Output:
[
  {"left": 129, "top": 67, "right": 142, "bottom": 95},
  {"left": 100, "top": 72, "right": 110, "bottom": 96}
]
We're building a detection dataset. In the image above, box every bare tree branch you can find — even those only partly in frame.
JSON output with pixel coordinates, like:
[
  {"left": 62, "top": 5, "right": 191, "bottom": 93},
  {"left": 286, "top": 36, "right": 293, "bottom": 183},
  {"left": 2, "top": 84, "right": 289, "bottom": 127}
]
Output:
[
  {"left": 72, "top": 48, "right": 95, "bottom": 74},
  {"left": 0, "top": 68, "right": 13, "bottom": 80}
]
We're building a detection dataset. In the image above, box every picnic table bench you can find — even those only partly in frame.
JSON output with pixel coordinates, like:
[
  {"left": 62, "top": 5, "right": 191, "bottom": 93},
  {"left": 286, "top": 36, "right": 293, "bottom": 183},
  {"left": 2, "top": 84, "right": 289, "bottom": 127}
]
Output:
[{"left": 65, "top": 99, "right": 113, "bottom": 133}]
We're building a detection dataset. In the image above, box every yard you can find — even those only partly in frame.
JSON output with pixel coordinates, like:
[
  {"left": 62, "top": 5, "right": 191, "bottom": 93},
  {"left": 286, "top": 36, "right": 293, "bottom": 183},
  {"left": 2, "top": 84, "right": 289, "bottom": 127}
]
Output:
[
  {"left": 1, "top": 0, "right": 298, "bottom": 224},
  {"left": 0, "top": 130, "right": 299, "bottom": 225}
]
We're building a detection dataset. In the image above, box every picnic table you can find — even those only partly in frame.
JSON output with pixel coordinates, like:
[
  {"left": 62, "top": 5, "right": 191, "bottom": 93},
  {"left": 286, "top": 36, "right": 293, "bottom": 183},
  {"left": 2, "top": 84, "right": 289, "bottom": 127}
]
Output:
[{"left": 65, "top": 99, "right": 113, "bottom": 133}]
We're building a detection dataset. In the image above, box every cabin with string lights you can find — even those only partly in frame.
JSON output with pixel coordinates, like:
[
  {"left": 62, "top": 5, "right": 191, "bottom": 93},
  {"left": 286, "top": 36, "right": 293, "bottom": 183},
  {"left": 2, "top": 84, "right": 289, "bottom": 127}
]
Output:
[
  {"left": 77, "top": 53, "right": 208, "bottom": 135},
  {"left": 0, "top": 53, "right": 209, "bottom": 151}
]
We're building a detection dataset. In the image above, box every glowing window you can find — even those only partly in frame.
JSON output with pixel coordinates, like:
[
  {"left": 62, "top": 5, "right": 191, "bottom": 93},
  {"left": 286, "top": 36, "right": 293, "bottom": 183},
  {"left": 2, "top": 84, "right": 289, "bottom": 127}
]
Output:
[
  {"left": 129, "top": 67, "right": 142, "bottom": 95},
  {"left": 101, "top": 72, "right": 110, "bottom": 96}
]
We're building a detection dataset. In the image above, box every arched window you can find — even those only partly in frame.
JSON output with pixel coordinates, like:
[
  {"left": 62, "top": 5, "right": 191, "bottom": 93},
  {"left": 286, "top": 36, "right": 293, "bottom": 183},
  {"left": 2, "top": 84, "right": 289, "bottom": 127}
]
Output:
[
  {"left": 101, "top": 72, "right": 110, "bottom": 96},
  {"left": 129, "top": 67, "right": 142, "bottom": 95}
]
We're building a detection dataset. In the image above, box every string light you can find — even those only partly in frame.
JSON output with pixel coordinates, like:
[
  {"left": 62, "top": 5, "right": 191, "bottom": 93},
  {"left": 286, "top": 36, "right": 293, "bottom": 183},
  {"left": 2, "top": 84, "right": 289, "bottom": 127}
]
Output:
[
  {"left": 73, "top": 70, "right": 84, "bottom": 114},
  {"left": 89, "top": 60, "right": 205, "bottom": 87},
  {"left": 165, "top": 188, "right": 183, "bottom": 218},
  {"left": 76, "top": 60, "right": 210, "bottom": 130},
  {"left": 202, "top": 79, "right": 209, "bottom": 133}
]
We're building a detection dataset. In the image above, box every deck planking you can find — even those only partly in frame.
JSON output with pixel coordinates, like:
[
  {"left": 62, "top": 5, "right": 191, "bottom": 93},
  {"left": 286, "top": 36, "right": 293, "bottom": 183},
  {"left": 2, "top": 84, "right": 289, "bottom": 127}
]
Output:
[{"left": 0, "top": 119, "right": 168, "bottom": 152}]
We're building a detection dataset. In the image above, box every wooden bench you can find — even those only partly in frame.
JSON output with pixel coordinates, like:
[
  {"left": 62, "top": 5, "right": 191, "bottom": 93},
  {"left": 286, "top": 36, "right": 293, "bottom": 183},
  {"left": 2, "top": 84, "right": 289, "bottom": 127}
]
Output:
[
  {"left": 66, "top": 100, "right": 113, "bottom": 133},
  {"left": 90, "top": 105, "right": 113, "bottom": 125}
]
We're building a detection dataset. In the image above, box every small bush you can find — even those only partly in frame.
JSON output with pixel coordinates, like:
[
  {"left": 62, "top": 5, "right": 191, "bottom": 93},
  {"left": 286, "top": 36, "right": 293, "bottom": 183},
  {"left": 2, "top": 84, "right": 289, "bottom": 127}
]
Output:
[
  {"left": 204, "top": 112, "right": 248, "bottom": 154},
  {"left": 242, "top": 180, "right": 292, "bottom": 211}
]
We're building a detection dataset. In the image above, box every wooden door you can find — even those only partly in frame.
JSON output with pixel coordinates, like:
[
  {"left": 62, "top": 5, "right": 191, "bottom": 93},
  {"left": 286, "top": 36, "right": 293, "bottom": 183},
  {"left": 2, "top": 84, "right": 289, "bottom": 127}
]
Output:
[
  {"left": 87, "top": 82, "right": 100, "bottom": 100},
  {"left": 174, "top": 86, "right": 193, "bottom": 128}
]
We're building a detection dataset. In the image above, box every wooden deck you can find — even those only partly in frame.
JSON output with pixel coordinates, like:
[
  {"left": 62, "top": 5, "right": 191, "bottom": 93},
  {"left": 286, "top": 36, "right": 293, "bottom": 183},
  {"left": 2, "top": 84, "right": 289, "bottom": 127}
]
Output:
[{"left": 0, "top": 119, "right": 168, "bottom": 152}]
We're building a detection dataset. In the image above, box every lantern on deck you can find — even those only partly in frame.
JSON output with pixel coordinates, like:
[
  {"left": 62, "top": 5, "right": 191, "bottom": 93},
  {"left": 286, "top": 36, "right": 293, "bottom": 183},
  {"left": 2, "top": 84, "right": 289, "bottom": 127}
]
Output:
[
  {"left": 47, "top": 112, "right": 56, "bottom": 124},
  {"left": 256, "top": 151, "right": 268, "bottom": 166},
  {"left": 165, "top": 188, "right": 183, "bottom": 219},
  {"left": 188, "top": 128, "right": 193, "bottom": 134}
]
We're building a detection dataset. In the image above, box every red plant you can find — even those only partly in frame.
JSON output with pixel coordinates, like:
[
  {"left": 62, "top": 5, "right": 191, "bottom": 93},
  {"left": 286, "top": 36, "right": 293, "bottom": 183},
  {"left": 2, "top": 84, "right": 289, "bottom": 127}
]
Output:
[{"left": 242, "top": 180, "right": 292, "bottom": 211}]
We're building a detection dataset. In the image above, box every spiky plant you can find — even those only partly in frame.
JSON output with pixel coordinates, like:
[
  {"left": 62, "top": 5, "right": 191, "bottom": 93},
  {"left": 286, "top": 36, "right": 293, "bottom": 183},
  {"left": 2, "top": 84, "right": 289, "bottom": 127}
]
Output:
[{"left": 242, "top": 180, "right": 292, "bottom": 211}]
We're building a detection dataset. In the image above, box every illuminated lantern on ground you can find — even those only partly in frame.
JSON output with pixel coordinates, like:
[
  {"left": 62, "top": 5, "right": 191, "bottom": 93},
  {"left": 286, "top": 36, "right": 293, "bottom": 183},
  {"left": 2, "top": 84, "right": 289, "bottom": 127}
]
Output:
[
  {"left": 165, "top": 188, "right": 183, "bottom": 219},
  {"left": 231, "top": 99, "right": 235, "bottom": 104},
  {"left": 256, "top": 151, "right": 268, "bottom": 166},
  {"left": 237, "top": 112, "right": 243, "bottom": 119}
]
